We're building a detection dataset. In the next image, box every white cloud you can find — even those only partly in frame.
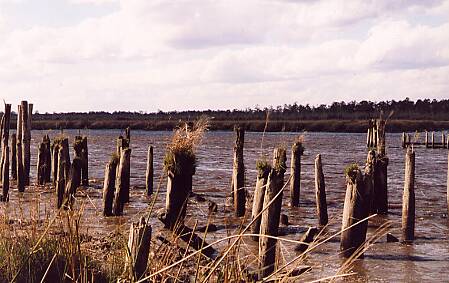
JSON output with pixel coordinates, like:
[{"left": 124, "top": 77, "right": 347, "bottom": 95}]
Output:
[{"left": 0, "top": 0, "right": 448, "bottom": 112}]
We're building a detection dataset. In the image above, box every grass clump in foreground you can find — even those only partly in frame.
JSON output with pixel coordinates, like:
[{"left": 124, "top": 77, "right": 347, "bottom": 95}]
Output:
[{"left": 163, "top": 116, "right": 209, "bottom": 175}]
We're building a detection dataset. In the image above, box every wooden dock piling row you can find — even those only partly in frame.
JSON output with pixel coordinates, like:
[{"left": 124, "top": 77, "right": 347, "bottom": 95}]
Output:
[{"left": 402, "top": 130, "right": 449, "bottom": 148}]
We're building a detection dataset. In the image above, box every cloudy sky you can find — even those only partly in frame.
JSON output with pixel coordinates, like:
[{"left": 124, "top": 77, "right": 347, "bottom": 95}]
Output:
[{"left": 0, "top": 0, "right": 448, "bottom": 113}]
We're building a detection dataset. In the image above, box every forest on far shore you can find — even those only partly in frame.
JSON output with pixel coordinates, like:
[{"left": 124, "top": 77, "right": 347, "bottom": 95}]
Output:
[{"left": 10, "top": 98, "right": 449, "bottom": 132}]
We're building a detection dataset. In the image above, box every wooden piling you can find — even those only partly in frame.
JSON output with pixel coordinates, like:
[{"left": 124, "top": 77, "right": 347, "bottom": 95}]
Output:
[
  {"left": 11, "top": 134, "right": 16, "bottom": 180},
  {"left": 103, "top": 155, "right": 119, "bottom": 216},
  {"left": 425, "top": 131, "right": 429, "bottom": 148},
  {"left": 21, "top": 101, "right": 31, "bottom": 186},
  {"left": 401, "top": 132, "right": 406, "bottom": 148},
  {"left": 145, "top": 145, "right": 153, "bottom": 196},
  {"left": 290, "top": 141, "right": 304, "bottom": 207},
  {"left": 43, "top": 135, "right": 51, "bottom": 183},
  {"left": 37, "top": 142, "right": 46, "bottom": 185},
  {"left": 1, "top": 147, "right": 9, "bottom": 201},
  {"left": 340, "top": 163, "right": 371, "bottom": 258},
  {"left": 258, "top": 147, "right": 286, "bottom": 280},
  {"left": 81, "top": 137, "right": 88, "bottom": 186},
  {"left": 315, "top": 154, "right": 328, "bottom": 226},
  {"left": 232, "top": 126, "right": 245, "bottom": 217},
  {"left": 56, "top": 147, "right": 65, "bottom": 208},
  {"left": 402, "top": 147, "right": 415, "bottom": 242},
  {"left": 126, "top": 217, "right": 151, "bottom": 280},
  {"left": 64, "top": 157, "right": 82, "bottom": 207},
  {"left": 431, "top": 131, "right": 435, "bottom": 148},
  {"left": 163, "top": 151, "right": 195, "bottom": 230},
  {"left": 113, "top": 148, "right": 131, "bottom": 216},
  {"left": 442, "top": 133, "right": 446, "bottom": 149},
  {"left": 0, "top": 104, "right": 11, "bottom": 193},
  {"left": 16, "top": 140, "right": 24, "bottom": 192},
  {"left": 250, "top": 160, "right": 271, "bottom": 241}
]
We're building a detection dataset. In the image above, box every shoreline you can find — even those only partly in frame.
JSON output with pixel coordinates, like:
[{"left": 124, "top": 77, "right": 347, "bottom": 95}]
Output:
[{"left": 29, "top": 119, "right": 449, "bottom": 133}]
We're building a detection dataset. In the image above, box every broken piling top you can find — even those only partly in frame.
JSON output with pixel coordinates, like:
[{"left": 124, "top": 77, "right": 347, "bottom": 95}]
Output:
[
  {"left": 256, "top": 158, "right": 271, "bottom": 179},
  {"left": 272, "top": 147, "right": 287, "bottom": 174},
  {"left": 344, "top": 163, "right": 361, "bottom": 184},
  {"left": 234, "top": 125, "right": 245, "bottom": 148}
]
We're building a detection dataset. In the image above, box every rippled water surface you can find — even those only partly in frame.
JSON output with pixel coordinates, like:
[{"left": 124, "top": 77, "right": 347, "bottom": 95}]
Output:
[{"left": 3, "top": 130, "right": 449, "bottom": 282}]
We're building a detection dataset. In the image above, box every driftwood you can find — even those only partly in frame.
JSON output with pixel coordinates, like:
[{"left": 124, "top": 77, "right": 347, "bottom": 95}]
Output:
[
  {"left": 232, "top": 126, "right": 245, "bottom": 217},
  {"left": 314, "top": 154, "right": 328, "bottom": 226},
  {"left": 402, "top": 147, "right": 415, "bottom": 242},
  {"left": 290, "top": 141, "right": 303, "bottom": 207},
  {"left": 295, "top": 227, "right": 319, "bottom": 252},
  {"left": 258, "top": 147, "right": 286, "bottom": 280},
  {"left": 126, "top": 217, "right": 152, "bottom": 280},
  {"left": 158, "top": 215, "right": 218, "bottom": 260}
]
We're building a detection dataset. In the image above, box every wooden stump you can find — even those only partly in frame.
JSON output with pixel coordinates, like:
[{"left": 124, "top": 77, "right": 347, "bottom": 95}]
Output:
[
  {"left": 290, "top": 141, "right": 303, "bottom": 207},
  {"left": 64, "top": 157, "right": 82, "bottom": 207},
  {"left": 16, "top": 140, "right": 25, "bottom": 192},
  {"left": 126, "top": 217, "right": 151, "bottom": 280},
  {"left": 43, "top": 135, "right": 51, "bottom": 183},
  {"left": 146, "top": 145, "right": 153, "bottom": 196},
  {"left": 81, "top": 137, "right": 88, "bottom": 186},
  {"left": 340, "top": 163, "right": 371, "bottom": 258},
  {"left": 250, "top": 161, "right": 271, "bottom": 241},
  {"left": 373, "top": 156, "right": 389, "bottom": 214},
  {"left": 113, "top": 148, "right": 131, "bottom": 216},
  {"left": 258, "top": 147, "right": 286, "bottom": 280},
  {"left": 21, "top": 101, "right": 32, "bottom": 186},
  {"left": 401, "top": 132, "right": 406, "bottom": 148},
  {"left": 37, "top": 142, "right": 46, "bottom": 185},
  {"left": 431, "top": 131, "right": 435, "bottom": 148},
  {"left": 56, "top": 146, "right": 66, "bottom": 208},
  {"left": 425, "top": 131, "right": 429, "bottom": 148},
  {"left": 11, "top": 134, "right": 16, "bottom": 180},
  {"left": 103, "top": 155, "right": 119, "bottom": 216},
  {"left": 402, "top": 147, "right": 415, "bottom": 242},
  {"left": 442, "top": 133, "right": 446, "bottom": 149},
  {"left": 1, "top": 147, "right": 9, "bottom": 201},
  {"left": 314, "top": 154, "right": 328, "bottom": 226},
  {"left": 232, "top": 126, "right": 245, "bottom": 217}
]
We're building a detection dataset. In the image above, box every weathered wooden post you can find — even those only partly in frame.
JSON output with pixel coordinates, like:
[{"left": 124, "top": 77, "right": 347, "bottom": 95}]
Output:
[
  {"left": 11, "top": 134, "right": 17, "bottom": 180},
  {"left": 250, "top": 160, "right": 271, "bottom": 241},
  {"left": 145, "top": 145, "right": 153, "bottom": 196},
  {"left": 103, "top": 155, "right": 119, "bottom": 216},
  {"left": 258, "top": 147, "right": 286, "bottom": 280},
  {"left": 43, "top": 135, "right": 51, "bottom": 183},
  {"left": 113, "top": 148, "right": 131, "bottom": 216},
  {"left": 81, "top": 137, "right": 88, "bottom": 186},
  {"left": 163, "top": 148, "right": 195, "bottom": 229},
  {"left": 1, "top": 147, "right": 9, "bottom": 201},
  {"left": 21, "top": 101, "right": 32, "bottom": 186},
  {"left": 0, "top": 104, "right": 11, "bottom": 200},
  {"left": 340, "top": 162, "right": 372, "bottom": 258},
  {"left": 37, "top": 142, "right": 46, "bottom": 185},
  {"left": 232, "top": 126, "right": 245, "bottom": 217},
  {"left": 16, "top": 140, "right": 24, "bottom": 192},
  {"left": 372, "top": 118, "right": 389, "bottom": 214},
  {"left": 442, "top": 133, "right": 446, "bottom": 149},
  {"left": 116, "top": 135, "right": 130, "bottom": 202},
  {"left": 401, "top": 132, "right": 406, "bottom": 148},
  {"left": 431, "top": 131, "right": 435, "bottom": 148},
  {"left": 447, "top": 151, "right": 449, "bottom": 215},
  {"left": 290, "top": 141, "right": 304, "bottom": 207},
  {"left": 64, "top": 157, "right": 82, "bottom": 207},
  {"left": 402, "top": 147, "right": 415, "bottom": 242},
  {"left": 56, "top": 138, "right": 70, "bottom": 208},
  {"left": 51, "top": 139, "right": 60, "bottom": 185},
  {"left": 126, "top": 217, "right": 152, "bottom": 280},
  {"left": 425, "top": 130, "right": 429, "bottom": 148},
  {"left": 315, "top": 154, "right": 328, "bottom": 226}
]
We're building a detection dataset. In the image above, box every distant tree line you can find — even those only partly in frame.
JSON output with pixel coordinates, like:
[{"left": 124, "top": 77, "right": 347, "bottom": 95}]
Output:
[{"left": 32, "top": 98, "right": 449, "bottom": 122}]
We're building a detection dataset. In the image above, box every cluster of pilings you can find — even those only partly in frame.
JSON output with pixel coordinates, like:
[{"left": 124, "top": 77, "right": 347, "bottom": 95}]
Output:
[{"left": 402, "top": 130, "right": 449, "bottom": 149}]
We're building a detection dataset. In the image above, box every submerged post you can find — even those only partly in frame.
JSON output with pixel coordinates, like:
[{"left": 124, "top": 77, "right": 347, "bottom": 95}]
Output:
[
  {"left": 232, "top": 126, "right": 245, "bottom": 217},
  {"left": 402, "top": 146, "right": 415, "bottom": 243},
  {"left": 251, "top": 160, "right": 271, "bottom": 241},
  {"left": 290, "top": 141, "right": 304, "bottom": 207},
  {"left": 145, "top": 145, "right": 153, "bottom": 196},
  {"left": 315, "top": 154, "right": 328, "bottom": 226},
  {"left": 258, "top": 147, "right": 286, "bottom": 280}
]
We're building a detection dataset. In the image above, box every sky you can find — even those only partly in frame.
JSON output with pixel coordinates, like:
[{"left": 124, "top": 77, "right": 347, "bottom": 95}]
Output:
[{"left": 0, "top": 0, "right": 448, "bottom": 113}]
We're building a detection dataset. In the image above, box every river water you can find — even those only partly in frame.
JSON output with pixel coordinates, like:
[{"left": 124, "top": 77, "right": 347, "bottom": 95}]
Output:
[{"left": 3, "top": 130, "right": 449, "bottom": 282}]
